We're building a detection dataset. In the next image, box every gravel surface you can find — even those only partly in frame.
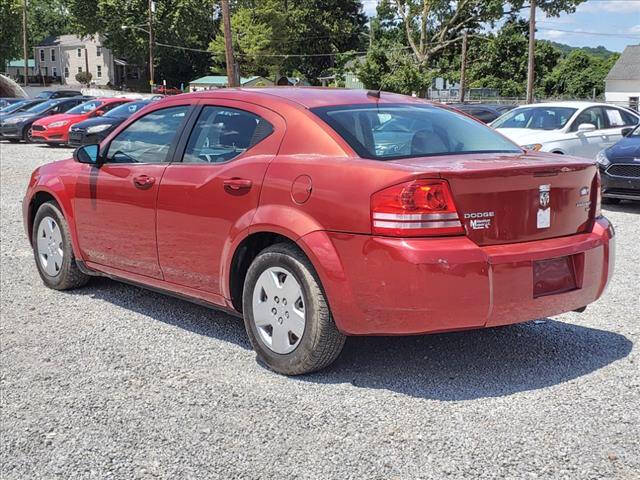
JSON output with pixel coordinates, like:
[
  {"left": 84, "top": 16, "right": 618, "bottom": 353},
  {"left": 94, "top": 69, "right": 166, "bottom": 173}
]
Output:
[{"left": 1, "top": 141, "right": 638, "bottom": 479}]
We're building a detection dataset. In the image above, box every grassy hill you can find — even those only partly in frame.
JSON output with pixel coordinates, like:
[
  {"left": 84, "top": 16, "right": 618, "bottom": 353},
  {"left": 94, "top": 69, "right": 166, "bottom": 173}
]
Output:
[{"left": 543, "top": 41, "right": 617, "bottom": 59}]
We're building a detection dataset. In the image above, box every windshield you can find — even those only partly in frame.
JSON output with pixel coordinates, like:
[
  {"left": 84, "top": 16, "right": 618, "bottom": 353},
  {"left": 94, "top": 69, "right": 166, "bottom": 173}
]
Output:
[
  {"left": 25, "top": 100, "right": 60, "bottom": 114},
  {"left": 0, "top": 100, "right": 29, "bottom": 114},
  {"left": 105, "top": 102, "right": 149, "bottom": 118},
  {"left": 66, "top": 100, "right": 102, "bottom": 115},
  {"left": 492, "top": 106, "right": 577, "bottom": 130},
  {"left": 311, "top": 103, "right": 521, "bottom": 160}
]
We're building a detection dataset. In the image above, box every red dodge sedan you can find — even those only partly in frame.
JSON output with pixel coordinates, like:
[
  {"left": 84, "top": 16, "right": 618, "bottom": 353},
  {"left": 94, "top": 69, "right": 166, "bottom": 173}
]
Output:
[
  {"left": 23, "top": 88, "right": 615, "bottom": 375},
  {"left": 30, "top": 97, "right": 131, "bottom": 146}
]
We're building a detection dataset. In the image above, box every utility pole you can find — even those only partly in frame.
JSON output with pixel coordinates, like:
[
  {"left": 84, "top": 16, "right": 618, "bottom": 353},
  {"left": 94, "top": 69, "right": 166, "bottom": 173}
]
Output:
[
  {"left": 459, "top": 30, "right": 468, "bottom": 103},
  {"left": 22, "top": 0, "right": 28, "bottom": 87},
  {"left": 148, "top": 0, "right": 155, "bottom": 92},
  {"left": 526, "top": 0, "right": 536, "bottom": 104},
  {"left": 221, "top": 0, "right": 238, "bottom": 87},
  {"left": 369, "top": 17, "right": 374, "bottom": 48}
]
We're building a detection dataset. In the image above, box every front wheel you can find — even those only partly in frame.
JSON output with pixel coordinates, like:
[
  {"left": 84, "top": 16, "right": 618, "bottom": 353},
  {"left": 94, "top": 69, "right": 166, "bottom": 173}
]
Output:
[
  {"left": 32, "top": 202, "right": 90, "bottom": 290},
  {"left": 24, "top": 127, "right": 34, "bottom": 143},
  {"left": 242, "top": 243, "right": 345, "bottom": 375}
]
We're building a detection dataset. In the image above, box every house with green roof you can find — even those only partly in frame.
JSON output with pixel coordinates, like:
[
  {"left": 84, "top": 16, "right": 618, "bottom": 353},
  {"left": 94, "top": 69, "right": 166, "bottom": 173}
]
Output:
[
  {"left": 189, "top": 75, "right": 273, "bottom": 91},
  {"left": 4, "top": 59, "right": 36, "bottom": 79}
]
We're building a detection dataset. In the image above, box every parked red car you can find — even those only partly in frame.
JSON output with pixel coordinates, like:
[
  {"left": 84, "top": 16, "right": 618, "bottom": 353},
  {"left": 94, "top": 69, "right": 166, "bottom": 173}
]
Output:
[
  {"left": 30, "top": 97, "right": 132, "bottom": 146},
  {"left": 23, "top": 88, "right": 615, "bottom": 374},
  {"left": 153, "top": 86, "right": 182, "bottom": 95}
]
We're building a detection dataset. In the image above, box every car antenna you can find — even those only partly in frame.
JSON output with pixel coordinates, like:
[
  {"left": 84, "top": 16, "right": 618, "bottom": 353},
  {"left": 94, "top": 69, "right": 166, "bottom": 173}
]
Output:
[{"left": 367, "top": 89, "right": 381, "bottom": 99}]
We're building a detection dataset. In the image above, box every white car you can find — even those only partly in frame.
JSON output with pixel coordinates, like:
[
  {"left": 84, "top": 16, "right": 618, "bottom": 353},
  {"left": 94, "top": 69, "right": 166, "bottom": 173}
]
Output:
[{"left": 491, "top": 102, "right": 639, "bottom": 159}]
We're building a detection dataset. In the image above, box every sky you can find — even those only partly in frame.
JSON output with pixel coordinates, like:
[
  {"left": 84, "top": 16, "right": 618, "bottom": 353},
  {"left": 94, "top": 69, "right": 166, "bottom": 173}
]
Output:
[{"left": 361, "top": 0, "right": 640, "bottom": 52}]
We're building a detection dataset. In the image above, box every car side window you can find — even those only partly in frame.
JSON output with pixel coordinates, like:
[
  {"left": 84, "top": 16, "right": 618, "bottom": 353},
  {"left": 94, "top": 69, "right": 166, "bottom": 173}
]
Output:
[
  {"left": 99, "top": 102, "right": 123, "bottom": 114},
  {"left": 182, "top": 106, "right": 273, "bottom": 164},
  {"left": 571, "top": 107, "right": 605, "bottom": 131},
  {"left": 617, "top": 109, "right": 639, "bottom": 127},
  {"left": 106, "top": 106, "right": 189, "bottom": 164}
]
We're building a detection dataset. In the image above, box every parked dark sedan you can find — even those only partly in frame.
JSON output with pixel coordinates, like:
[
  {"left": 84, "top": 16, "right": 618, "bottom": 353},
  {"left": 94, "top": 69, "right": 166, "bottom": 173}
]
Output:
[
  {"left": 0, "top": 98, "right": 24, "bottom": 109},
  {"left": 0, "top": 99, "right": 45, "bottom": 122},
  {"left": 0, "top": 97, "right": 90, "bottom": 143},
  {"left": 36, "top": 90, "right": 83, "bottom": 100},
  {"left": 68, "top": 100, "right": 152, "bottom": 147},
  {"left": 597, "top": 124, "right": 640, "bottom": 203},
  {"left": 451, "top": 103, "right": 516, "bottom": 123}
]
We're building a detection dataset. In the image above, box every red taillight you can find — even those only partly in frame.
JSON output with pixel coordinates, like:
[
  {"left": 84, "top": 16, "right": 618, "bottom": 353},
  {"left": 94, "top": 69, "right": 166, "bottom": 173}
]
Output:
[
  {"left": 371, "top": 179, "right": 465, "bottom": 237},
  {"left": 595, "top": 170, "right": 602, "bottom": 217}
]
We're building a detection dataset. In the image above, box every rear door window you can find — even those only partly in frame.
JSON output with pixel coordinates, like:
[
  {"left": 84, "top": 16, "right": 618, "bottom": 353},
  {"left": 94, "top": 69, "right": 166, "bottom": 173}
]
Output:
[
  {"left": 182, "top": 106, "right": 273, "bottom": 164},
  {"left": 571, "top": 107, "right": 606, "bottom": 131}
]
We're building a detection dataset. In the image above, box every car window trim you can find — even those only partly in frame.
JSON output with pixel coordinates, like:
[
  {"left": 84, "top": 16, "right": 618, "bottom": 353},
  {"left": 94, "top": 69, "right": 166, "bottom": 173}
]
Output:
[
  {"left": 102, "top": 103, "right": 195, "bottom": 165},
  {"left": 170, "top": 102, "right": 276, "bottom": 166}
]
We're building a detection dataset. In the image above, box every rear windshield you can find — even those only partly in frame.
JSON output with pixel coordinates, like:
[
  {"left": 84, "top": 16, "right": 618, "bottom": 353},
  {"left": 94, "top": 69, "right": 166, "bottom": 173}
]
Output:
[
  {"left": 492, "top": 106, "right": 577, "bottom": 130},
  {"left": 311, "top": 103, "right": 520, "bottom": 160}
]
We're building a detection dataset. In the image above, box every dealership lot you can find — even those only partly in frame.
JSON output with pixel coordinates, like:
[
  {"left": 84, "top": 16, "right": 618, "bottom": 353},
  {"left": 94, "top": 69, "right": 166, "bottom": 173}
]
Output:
[{"left": 1, "top": 142, "right": 638, "bottom": 479}]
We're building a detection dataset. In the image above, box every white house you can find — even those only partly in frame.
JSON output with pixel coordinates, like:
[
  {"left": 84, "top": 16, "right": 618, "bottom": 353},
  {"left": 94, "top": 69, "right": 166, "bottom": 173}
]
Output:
[
  {"left": 605, "top": 45, "right": 640, "bottom": 110},
  {"left": 34, "top": 35, "right": 138, "bottom": 87}
]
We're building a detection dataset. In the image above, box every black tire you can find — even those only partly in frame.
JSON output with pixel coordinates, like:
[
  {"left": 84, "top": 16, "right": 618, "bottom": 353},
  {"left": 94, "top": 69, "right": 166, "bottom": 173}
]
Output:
[
  {"left": 7, "top": 138, "right": 20, "bottom": 143},
  {"left": 242, "top": 243, "right": 346, "bottom": 375},
  {"left": 23, "top": 127, "right": 34, "bottom": 144},
  {"left": 32, "top": 201, "right": 90, "bottom": 290},
  {"left": 602, "top": 197, "right": 621, "bottom": 205}
]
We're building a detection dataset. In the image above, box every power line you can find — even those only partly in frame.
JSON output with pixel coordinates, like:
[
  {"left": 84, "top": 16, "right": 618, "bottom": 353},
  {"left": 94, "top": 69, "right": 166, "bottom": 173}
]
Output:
[
  {"left": 537, "top": 26, "right": 640, "bottom": 38},
  {"left": 154, "top": 40, "right": 412, "bottom": 57}
]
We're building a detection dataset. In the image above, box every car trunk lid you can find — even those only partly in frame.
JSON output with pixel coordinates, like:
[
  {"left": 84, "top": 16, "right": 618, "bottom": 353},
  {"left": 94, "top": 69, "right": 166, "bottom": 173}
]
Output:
[{"left": 391, "top": 153, "right": 598, "bottom": 246}]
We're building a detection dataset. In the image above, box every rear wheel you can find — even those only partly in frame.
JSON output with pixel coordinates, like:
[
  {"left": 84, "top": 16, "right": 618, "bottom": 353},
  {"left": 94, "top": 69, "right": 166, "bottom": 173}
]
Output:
[
  {"left": 32, "top": 202, "right": 90, "bottom": 290},
  {"left": 242, "top": 243, "right": 345, "bottom": 375}
]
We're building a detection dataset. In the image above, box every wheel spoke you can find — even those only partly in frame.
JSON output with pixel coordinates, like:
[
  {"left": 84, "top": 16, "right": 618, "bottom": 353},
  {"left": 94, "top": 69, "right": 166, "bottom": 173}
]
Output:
[
  {"left": 36, "top": 235, "right": 49, "bottom": 254},
  {"left": 253, "top": 301, "right": 273, "bottom": 327},
  {"left": 285, "top": 309, "right": 305, "bottom": 338},
  {"left": 271, "top": 325, "right": 290, "bottom": 352},
  {"left": 43, "top": 219, "right": 54, "bottom": 237},
  {"left": 281, "top": 274, "right": 302, "bottom": 304}
]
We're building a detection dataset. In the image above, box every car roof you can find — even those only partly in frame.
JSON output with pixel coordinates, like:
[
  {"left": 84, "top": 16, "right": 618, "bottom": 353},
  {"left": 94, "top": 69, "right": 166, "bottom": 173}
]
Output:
[
  {"left": 178, "top": 87, "right": 432, "bottom": 109},
  {"left": 513, "top": 101, "right": 615, "bottom": 109}
]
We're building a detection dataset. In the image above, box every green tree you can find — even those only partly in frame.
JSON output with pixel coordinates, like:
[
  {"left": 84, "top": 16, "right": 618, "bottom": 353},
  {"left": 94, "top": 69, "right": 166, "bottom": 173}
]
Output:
[
  {"left": 67, "top": 0, "right": 218, "bottom": 87},
  {"left": 75, "top": 70, "right": 92, "bottom": 86},
  {"left": 543, "top": 50, "right": 620, "bottom": 98},
  {"left": 209, "top": 0, "right": 366, "bottom": 83},
  {"left": 1, "top": 0, "right": 72, "bottom": 73}
]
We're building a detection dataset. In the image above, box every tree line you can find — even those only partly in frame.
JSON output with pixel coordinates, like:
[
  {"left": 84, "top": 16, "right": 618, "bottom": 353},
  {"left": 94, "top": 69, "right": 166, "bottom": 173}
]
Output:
[{"left": 0, "top": 0, "right": 619, "bottom": 99}]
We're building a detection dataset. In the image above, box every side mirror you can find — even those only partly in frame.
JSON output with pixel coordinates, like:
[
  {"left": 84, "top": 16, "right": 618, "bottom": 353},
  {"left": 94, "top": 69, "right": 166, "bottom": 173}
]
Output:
[
  {"left": 621, "top": 126, "right": 633, "bottom": 137},
  {"left": 577, "top": 123, "right": 596, "bottom": 133},
  {"left": 74, "top": 144, "right": 101, "bottom": 165}
]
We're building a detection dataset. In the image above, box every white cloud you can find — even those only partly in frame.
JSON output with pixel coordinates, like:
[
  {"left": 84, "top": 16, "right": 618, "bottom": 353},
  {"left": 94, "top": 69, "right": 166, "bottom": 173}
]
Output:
[
  {"left": 629, "top": 24, "right": 640, "bottom": 34},
  {"left": 540, "top": 29, "right": 568, "bottom": 38},
  {"left": 577, "top": 0, "right": 640, "bottom": 13}
]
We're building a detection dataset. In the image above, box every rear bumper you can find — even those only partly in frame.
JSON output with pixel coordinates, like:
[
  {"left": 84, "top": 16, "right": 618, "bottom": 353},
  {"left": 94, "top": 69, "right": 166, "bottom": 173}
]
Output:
[{"left": 303, "top": 217, "right": 615, "bottom": 335}]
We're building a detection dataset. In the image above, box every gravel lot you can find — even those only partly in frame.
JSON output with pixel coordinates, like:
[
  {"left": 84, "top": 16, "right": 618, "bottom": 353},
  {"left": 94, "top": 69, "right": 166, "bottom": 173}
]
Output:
[{"left": 1, "top": 141, "right": 638, "bottom": 479}]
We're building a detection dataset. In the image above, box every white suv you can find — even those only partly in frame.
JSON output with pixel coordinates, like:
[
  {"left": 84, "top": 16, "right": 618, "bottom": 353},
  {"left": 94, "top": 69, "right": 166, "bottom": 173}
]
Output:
[{"left": 492, "top": 102, "right": 639, "bottom": 158}]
